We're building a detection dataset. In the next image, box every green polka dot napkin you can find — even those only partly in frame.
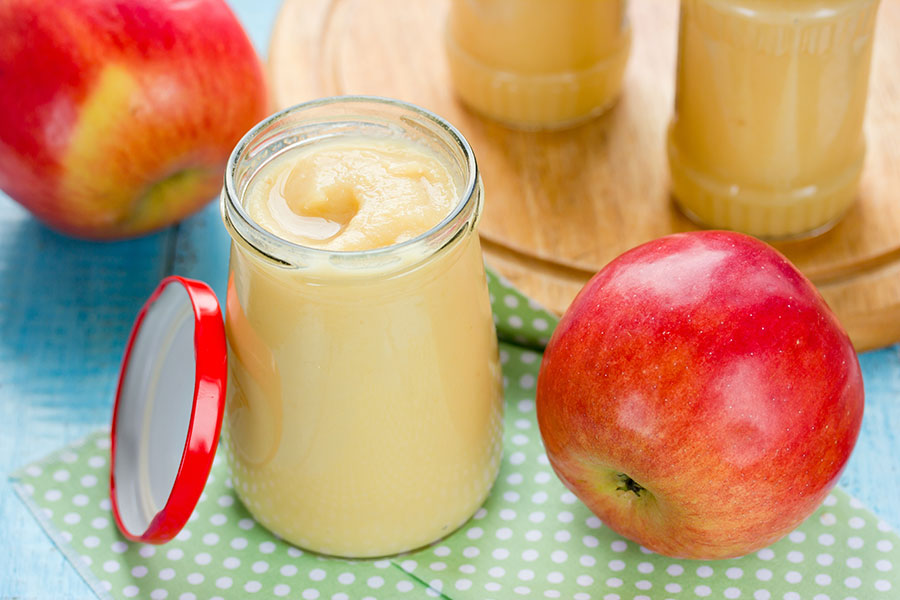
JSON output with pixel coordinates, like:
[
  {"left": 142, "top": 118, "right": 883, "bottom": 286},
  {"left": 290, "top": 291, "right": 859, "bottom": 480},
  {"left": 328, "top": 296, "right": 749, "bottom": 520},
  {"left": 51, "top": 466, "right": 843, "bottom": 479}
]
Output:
[{"left": 11, "top": 269, "right": 900, "bottom": 600}]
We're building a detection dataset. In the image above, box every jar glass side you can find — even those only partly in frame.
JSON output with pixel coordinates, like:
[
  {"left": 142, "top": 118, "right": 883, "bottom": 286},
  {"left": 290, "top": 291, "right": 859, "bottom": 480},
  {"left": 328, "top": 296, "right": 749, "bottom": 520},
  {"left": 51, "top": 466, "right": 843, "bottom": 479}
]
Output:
[
  {"left": 219, "top": 97, "right": 503, "bottom": 557},
  {"left": 667, "top": 0, "right": 880, "bottom": 239},
  {"left": 445, "top": 0, "right": 632, "bottom": 129}
]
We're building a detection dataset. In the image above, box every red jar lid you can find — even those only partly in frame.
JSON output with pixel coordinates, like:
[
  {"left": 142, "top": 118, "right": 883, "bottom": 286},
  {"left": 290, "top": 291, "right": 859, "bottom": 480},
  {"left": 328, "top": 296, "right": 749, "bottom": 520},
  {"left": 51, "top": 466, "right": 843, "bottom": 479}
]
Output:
[{"left": 109, "top": 276, "right": 227, "bottom": 544}]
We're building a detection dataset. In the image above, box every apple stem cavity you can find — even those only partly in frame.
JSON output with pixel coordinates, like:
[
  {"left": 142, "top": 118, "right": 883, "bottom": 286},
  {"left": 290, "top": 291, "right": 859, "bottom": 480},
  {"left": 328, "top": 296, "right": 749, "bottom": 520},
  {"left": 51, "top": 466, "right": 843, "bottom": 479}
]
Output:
[{"left": 616, "top": 473, "right": 645, "bottom": 497}]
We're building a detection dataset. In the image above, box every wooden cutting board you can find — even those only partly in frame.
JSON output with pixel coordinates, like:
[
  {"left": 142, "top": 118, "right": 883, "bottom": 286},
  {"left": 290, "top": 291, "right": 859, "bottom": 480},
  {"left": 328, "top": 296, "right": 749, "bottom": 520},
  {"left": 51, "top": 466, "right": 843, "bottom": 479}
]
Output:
[{"left": 268, "top": 0, "right": 900, "bottom": 351}]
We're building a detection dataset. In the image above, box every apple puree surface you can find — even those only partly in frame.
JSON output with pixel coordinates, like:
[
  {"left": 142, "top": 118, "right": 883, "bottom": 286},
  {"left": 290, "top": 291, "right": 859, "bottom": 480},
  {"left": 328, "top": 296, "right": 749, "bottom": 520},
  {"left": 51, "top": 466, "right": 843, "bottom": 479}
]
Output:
[
  {"left": 245, "top": 137, "right": 458, "bottom": 250},
  {"left": 223, "top": 136, "right": 503, "bottom": 557}
]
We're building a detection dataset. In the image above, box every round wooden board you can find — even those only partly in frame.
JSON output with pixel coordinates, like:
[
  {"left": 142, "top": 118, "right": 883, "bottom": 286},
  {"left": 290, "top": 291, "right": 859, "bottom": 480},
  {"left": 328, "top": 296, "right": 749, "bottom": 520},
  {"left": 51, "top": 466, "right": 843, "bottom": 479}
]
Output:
[{"left": 269, "top": 0, "right": 900, "bottom": 351}]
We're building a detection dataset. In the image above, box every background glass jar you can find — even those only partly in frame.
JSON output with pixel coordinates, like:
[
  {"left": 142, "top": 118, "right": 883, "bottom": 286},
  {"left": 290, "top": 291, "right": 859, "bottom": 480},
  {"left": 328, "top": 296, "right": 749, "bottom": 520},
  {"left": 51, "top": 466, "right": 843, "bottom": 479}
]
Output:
[
  {"left": 668, "top": 0, "right": 881, "bottom": 239},
  {"left": 220, "top": 97, "right": 503, "bottom": 558},
  {"left": 445, "top": 0, "right": 631, "bottom": 129}
]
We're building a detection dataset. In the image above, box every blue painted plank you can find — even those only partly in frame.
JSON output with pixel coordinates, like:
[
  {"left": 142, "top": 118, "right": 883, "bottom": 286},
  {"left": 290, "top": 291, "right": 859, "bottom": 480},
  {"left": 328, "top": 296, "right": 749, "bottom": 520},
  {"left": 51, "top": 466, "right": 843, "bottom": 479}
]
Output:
[
  {"left": 842, "top": 347, "right": 900, "bottom": 527},
  {"left": 171, "top": 202, "right": 232, "bottom": 304},
  {"left": 0, "top": 192, "right": 173, "bottom": 599}
]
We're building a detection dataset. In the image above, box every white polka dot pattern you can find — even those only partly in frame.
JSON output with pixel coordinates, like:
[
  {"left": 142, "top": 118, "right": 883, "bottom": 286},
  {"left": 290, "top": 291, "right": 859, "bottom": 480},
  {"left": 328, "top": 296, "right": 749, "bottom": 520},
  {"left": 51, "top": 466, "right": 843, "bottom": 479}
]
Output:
[{"left": 9, "top": 269, "right": 900, "bottom": 599}]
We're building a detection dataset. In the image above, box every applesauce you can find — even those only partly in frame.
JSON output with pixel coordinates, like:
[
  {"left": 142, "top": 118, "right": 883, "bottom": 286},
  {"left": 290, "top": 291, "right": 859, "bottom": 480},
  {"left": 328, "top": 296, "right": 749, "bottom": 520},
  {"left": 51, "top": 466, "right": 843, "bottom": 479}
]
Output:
[
  {"left": 445, "top": 0, "right": 631, "bottom": 129},
  {"left": 668, "top": 0, "right": 880, "bottom": 238},
  {"left": 220, "top": 97, "right": 503, "bottom": 557}
]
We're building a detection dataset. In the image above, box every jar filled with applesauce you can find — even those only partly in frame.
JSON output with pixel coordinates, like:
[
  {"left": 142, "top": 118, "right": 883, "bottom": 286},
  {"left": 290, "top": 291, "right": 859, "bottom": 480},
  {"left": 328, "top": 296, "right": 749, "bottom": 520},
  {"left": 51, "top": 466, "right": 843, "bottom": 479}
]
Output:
[
  {"left": 667, "top": 0, "right": 880, "bottom": 239},
  {"left": 219, "top": 97, "right": 503, "bottom": 557},
  {"left": 445, "top": 0, "right": 631, "bottom": 129}
]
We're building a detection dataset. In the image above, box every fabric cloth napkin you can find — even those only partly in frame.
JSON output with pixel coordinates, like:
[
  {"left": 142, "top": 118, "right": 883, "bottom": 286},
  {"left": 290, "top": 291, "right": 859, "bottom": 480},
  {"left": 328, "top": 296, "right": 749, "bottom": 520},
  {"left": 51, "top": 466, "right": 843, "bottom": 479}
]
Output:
[{"left": 11, "top": 270, "right": 900, "bottom": 600}]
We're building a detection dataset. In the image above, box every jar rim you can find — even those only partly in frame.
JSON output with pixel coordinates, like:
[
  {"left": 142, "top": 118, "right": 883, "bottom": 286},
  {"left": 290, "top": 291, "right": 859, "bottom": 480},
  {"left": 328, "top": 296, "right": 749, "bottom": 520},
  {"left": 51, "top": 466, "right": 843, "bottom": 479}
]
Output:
[{"left": 221, "top": 95, "right": 480, "bottom": 264}]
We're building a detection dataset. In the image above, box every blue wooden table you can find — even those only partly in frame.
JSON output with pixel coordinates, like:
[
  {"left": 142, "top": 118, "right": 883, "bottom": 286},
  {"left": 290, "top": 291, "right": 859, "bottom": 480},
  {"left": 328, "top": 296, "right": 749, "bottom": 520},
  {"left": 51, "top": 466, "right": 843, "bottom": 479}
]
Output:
[{"left": 2, "top": 2, "right": 899, "bottom": 598}]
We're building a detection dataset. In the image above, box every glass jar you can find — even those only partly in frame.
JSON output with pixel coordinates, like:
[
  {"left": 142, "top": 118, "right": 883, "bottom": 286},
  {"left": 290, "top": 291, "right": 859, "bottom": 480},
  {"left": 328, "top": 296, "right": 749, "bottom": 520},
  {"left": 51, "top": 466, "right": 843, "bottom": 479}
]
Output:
[
  {"left": 445, "top": 0, "right": 632, "bottom": 129},
  {"left": 220, "top": 97, "right": 503, "bottom": 558},
  {"left": 667, "top": 0, "right": 880, "bottom": 239}
]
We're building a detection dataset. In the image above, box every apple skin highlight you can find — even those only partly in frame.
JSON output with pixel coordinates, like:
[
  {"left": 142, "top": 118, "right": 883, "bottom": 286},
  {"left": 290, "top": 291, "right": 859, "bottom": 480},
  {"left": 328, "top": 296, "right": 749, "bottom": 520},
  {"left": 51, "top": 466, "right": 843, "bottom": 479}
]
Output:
[
  {"left": 536, "top": 230, "right": 864, "bottom": 560},
  {"left": 0, "top": 0, "right": 268, "bottom": 239}
]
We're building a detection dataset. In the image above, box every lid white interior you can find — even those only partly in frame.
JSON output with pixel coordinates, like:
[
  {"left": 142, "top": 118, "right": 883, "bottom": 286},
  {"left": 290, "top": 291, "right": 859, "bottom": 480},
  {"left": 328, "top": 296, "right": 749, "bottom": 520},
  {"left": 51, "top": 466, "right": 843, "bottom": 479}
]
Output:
[{"left": 113, "top": 283, "right": 197, "bottom": 537}]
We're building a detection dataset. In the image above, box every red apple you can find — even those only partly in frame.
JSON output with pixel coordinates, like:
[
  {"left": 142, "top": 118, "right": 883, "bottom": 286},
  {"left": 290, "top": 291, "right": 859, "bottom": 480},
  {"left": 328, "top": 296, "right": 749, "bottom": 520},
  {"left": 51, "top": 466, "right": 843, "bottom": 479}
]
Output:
[
  {"left": 536, "top": 231, "right": 864, "bottom": 559},
  {"left": 0, "top": 0, "right": 267, "bottom": 239}
]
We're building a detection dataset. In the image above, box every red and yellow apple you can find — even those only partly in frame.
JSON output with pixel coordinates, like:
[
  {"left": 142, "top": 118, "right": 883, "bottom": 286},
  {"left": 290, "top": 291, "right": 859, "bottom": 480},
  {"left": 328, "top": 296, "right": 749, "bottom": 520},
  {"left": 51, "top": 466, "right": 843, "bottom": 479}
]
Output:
[
  {"left": 0, "top": 0, "right": 268, "bottom": 239},
  {"left": 536, "top": 231, "right": 864, "bottom": 559}
]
